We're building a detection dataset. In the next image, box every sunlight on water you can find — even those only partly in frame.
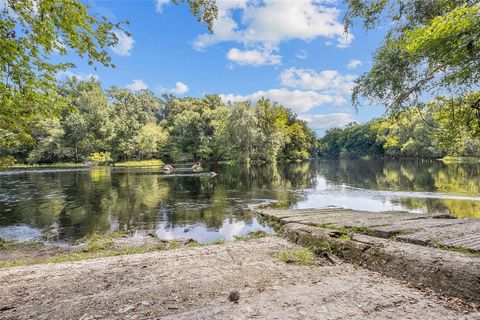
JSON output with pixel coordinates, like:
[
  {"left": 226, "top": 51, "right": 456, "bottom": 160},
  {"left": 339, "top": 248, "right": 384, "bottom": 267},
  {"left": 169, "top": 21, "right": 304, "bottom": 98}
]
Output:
[{"left": 0, "top": 159, "right": 479, "bottom": 243}]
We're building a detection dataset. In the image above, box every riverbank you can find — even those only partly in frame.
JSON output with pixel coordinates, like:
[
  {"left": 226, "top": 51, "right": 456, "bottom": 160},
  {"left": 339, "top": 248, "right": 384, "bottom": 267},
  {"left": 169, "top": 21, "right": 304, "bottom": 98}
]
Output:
[
  {"left": 258, "top": 208, "right": 480, "bottom": 303},
  {"left": 2, "top": 159, "right": 166, "bottom": 170},
  {"left": 1, "top": 236, "right": 478, "bottom": 319},
  {"left": 0, "top": 231, "right": 269, "bottom": 269},
  {"left": 441, "top": 156, "right": 480, "bottom": 163}
]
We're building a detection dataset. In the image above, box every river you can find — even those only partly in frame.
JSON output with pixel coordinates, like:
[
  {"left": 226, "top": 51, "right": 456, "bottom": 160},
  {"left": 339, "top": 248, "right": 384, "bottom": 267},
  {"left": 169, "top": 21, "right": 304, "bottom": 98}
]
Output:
[{"left": 1, "top": 159, "right": 479, "bottom": 243}]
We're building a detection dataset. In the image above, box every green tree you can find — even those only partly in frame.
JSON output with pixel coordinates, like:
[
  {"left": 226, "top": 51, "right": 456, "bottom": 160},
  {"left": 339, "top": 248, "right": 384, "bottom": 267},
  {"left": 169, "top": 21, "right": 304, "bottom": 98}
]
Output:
[
  {"left": 0, "top": 0, "right": 124, "bottom": 149},
  {"left": 108, "top": 87, "right": 160, "bottom": 160},
  {"left": 345, "top": 1, "right": 480, "bottom": 117},
  {"left": 61, "top": 79, "right": 115, "bottom": 162},
  {"left": 134, "top": 123, "right": 169, "bottom": 160},
  {"left": 253, "top": 99, "right": 289, "bottom": 162},
  {"left": 432, "top": 93, "right": 480, "bottom": 157},
  {"left": 0, "top": 0, "right": 217, "bottom": 155},
  {"left": 26, "top": 118, "right": 69, "bottom": 163},
  {"left": 227, "top": 102, "right": 259, "bottom": 163}
]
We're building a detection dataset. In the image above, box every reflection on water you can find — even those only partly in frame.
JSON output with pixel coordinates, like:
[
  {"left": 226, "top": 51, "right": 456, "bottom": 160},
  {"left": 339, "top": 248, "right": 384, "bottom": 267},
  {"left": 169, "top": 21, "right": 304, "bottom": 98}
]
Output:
[
  {"left": 0, "top": 159, "right": 479, "bottom": 243},
  {"left": 155, "top": 217, "right": 271, "bottom": 243}
]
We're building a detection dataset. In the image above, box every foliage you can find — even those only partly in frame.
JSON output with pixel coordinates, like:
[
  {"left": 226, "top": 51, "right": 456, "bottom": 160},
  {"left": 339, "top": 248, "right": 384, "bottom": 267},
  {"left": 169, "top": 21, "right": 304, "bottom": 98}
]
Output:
[
  {"left": 0, "top": 156, "right": 15, "bottom": 168},
  {"left": 0, "top": 0, "right": 124, "bottom": 150},
  {"left": 85, "top": 231, "right": 115, "bottom": 251},
  {"left": 174, "top": 0, "right": 218, "bottom": 32},
  {"left": 1, "top": 79, "right": 318, "bottom": 165},
  {"left": 345, "top": 1, "right": 480, "bottom": 120},
  {"left": 26, "top": 118, "right": 69, "bottom": 164},
  {"left": 319, "top": 94, "right": 480, "bottom": 159},
  {"left": 0, "top": 0, "right": 217, "bottom": 158},
  {"left": 88, "top": 152, "right": 112, "bottom": 166},
  {"left": 113, "top": 160, "right": 164, "bottom": 167}
]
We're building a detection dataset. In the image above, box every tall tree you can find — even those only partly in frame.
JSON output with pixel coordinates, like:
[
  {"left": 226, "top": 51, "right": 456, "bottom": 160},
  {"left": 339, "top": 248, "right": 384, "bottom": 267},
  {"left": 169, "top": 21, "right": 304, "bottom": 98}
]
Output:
[
  {"left": 108, "top": 87, "right": 161, "bottom": 160},
  {"left": 0, "top": 0, "right": 217, "bottom": 153}
]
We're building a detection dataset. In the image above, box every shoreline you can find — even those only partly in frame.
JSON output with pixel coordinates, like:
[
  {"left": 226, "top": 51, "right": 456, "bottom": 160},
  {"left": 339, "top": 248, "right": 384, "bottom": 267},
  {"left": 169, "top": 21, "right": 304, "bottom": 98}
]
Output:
[{"left": 1, "top": 237, "right": 478, "bottom": 319}]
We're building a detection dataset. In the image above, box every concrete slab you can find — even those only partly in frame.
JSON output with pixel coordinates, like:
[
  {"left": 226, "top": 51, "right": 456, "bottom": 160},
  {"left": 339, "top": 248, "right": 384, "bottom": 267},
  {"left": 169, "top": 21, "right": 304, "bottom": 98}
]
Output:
[{"left": 258, "top": 208, "right": 480, "bottom": 252}]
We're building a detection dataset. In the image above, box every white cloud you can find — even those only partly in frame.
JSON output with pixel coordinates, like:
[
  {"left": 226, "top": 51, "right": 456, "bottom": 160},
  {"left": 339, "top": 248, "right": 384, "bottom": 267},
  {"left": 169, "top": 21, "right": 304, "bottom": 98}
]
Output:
[
  {"left": 126, "top": 79, "right": 148, "bottom": 91},
  {"left": 159, "top": 82, "right": 189, "bottom": 95},
  {"left": 220, "top": 89, "right": 345, "bottom": 113},
  {"left": 226, "top": 47, "right": 281, "bottom": 66},
  {"left": 347, "top": 59, "right": 362, "bottom": 70},
  {"left": 111, "top": 31, "right": 134, "bottom": 56},
  {"left": 170, "top": 82, "right": 189, "bottom": 94},
  {"left": 155, "top": 0, "right": 169, "bottom": 13},
  {"left": 295, "top": 50, "right": 308, "bottom": 60},
  {"left": 279, "top": 68, "right": 356, "bottom": 96},
  {"left": 193, "top": 0, "right": 353, "bottom": 51},
  {"left": 299, "top": 113, "right": 355, "bottom": 130},
  {"left": 56, "top": 71, "right": 98, "bottom": 81}
]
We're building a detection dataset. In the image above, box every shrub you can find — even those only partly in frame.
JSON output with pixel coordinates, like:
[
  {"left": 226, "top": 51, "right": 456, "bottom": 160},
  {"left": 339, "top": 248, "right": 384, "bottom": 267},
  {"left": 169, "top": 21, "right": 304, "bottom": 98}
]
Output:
[{"left": 88, "top": 152, "right": 112, "bottom": 166}]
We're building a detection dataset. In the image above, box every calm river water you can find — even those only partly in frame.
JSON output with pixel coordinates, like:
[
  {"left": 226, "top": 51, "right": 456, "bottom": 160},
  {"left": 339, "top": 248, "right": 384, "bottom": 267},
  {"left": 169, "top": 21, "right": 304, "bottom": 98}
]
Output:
[{"left": 1, "top": 159, "right": 479, "bottom": 243}]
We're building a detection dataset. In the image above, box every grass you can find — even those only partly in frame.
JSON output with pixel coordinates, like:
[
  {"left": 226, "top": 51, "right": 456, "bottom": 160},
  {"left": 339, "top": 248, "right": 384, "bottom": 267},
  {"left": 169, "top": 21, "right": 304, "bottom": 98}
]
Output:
[
  {"left": 0, "top": 236, "right": 11, "bottom": 250},
  {"left": 113, "top": 160, "right": 164, "bottom": 167},
  {"left": 441, "top": 156, "right": 480, "bottom": 164},
  {"left": 276, "top": 247, "right": 316, "bottom": 266},
  {"left": 85, "top": 231, "right": 116, "bottom": 251},
  {"left": 209, "top": 238, "right": 226, "bottom": 245},
  {"left": 3, "top": 159, "right": 166, "bottom": 169},
  {"left": 167, "top": 241, "right": 180, "bottom": 250},
  {"left": 8, "top": 162, "right": 85, "bottom": 169},
  {"left": 427, "top": 236, "right": 480, "bottom": 258}
]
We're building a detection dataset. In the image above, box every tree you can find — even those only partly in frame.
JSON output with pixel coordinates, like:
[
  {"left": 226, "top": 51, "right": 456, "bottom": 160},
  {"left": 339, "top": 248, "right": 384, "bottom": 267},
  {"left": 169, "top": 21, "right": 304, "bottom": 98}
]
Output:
[
  {"left": 134, "top": 123, "right": 169, "bottom": 160},
  {"left": 108, "top": 87, "right": 161, "bottom": 160},
  {"left": 432, "top": 93, "right": 480, "bottom": 157},
  {"left": 253, "top": 99, "right": 288, "bottom": 162},
  {"left": 61, "top": 78, "right": 115, "bottom": 162},
  {"left": 0, "top": 0, "right": 123, "bottom": 149},
  {"left": 0, "top": 0, "right": 217, "bottom": 153},
  {"left": 345, "top": 1, "right": 480, "bottom": 117},
  {"left": 26, "top": 118, "right": 69, "bottom": 163},
  {"left": 227, "top": 102, "right": 259, "bottom": 163}
]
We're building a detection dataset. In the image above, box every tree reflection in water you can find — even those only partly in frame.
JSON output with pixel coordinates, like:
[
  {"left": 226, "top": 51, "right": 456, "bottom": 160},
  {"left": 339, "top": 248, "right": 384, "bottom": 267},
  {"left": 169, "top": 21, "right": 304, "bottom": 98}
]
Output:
[{"left": 0, "top": 159, "right": 479, "bottom": 243}]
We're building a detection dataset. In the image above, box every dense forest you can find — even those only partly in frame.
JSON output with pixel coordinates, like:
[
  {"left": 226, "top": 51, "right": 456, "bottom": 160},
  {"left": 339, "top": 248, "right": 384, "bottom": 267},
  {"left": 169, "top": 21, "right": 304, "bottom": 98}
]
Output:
[
  {"left": 2, "top": 79, "right": 480, "bottom": 165},
  {"left": 319, "top": 93, "right": 480, "bottom": 159},
  {"left": 0, "top": 78, "right": 318, "bottom": 165},
  {"left": 1, "top": 1, "right": 480, "bottom": 166}
]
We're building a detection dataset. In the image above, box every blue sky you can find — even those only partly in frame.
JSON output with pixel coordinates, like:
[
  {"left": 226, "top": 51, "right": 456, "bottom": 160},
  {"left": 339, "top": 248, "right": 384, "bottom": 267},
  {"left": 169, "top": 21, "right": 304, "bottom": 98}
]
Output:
[{"left": 61, "top": 0, "right": 388, "bottom": 135}]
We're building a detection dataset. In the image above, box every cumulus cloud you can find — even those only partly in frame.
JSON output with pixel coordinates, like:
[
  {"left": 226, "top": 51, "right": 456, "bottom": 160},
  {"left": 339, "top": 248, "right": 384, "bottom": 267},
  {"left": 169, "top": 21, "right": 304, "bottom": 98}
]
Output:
[
  {"left": 125, "top": 79, "right": 148, "bottom": 91},
  {"left": 193, "top": 0, "right": 353, "bottom": 51},
  {"left": 279, "top": 68, "right": 356, "bottom": 96},
  {"left": 347, "top": 59, "right": 362, "bottom": 70},
  {"left": 111, "top": 31, "right": 134, "bottom": 56},
  {"left": 299, "top": 113, "right": 355, "bottom": 130},
  {"left": 226, "top": 47, "right": 281, "bottom": 66},
  {"left": 159, "top": 82, "right": 189, "bottom": 95},
  {"left": 155, "top": 0, "right": 169, "bottom": 13},
  {"left": 220, "top": 89, "right": 345, "bottom": 113},
  {"left": 56, "top": 70, "right": 98, "bottom": 81}
]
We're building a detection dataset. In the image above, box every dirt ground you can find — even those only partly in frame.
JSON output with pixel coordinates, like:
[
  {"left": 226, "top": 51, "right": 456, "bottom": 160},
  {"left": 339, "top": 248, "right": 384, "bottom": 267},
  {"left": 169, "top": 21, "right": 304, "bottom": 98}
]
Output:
[{"left": 0, "top": 237, "right": 478, "bottom": 320}]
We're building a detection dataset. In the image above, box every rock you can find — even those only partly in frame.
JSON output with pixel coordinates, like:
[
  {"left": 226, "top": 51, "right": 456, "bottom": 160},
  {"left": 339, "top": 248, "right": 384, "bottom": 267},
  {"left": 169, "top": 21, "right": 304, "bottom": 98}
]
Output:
[{"left": 228, "top": 291, "right": 240, "bottom": 303}]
